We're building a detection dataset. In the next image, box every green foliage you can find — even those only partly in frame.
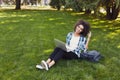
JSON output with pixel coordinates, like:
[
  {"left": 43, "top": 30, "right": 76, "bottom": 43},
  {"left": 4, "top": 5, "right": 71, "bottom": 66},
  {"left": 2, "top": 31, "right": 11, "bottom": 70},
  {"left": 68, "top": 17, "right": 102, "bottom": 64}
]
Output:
[
  {"left": 98, "top": 0, "right": 120, "bottom": 20},
  {"left": 65, "top": 0, "right": 99, "bottom": 13},
  {"left": 50, "top": 0, "right": 65, "bottom": 10},
  {"left": 0, "top": 10, "right": 120, "bottom": 80},
  {"left": 64, "top": 0, "right": 82, "bottom": 12},
  {"left": 115, "top": 0, "right": 120, "bottom": 8},
  {"left": 99, "top": 0, "right": 120, "bottom": 8}
]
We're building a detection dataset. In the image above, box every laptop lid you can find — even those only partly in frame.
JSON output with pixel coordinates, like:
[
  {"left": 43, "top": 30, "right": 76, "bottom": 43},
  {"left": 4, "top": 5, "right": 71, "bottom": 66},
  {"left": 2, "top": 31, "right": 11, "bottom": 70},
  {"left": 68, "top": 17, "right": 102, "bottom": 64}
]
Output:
[{"left": 54, "top": 39, "right": 67, "bottom": 51}]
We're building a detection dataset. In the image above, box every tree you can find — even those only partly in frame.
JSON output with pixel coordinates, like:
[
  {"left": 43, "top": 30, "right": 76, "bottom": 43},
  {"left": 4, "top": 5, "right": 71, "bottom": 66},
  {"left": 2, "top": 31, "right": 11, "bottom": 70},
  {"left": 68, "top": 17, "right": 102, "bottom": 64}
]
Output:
[
  {"left": 64, "top": 0, "right": 98, "bottom": 14},
  {"left": 50, "top": 0, "right": 61, "bottom": 10},
  {"left": 15, "top": 0, "right": 21, "bottom": 10},
  {"left": 98, "top": 0, "right": 120, "bottom": 20},
  {"left": 50, "top": 0, "right": 65, "bottom": 10},
  {"left": 64, "top": 0, "right": 83, "bottom": 12}
]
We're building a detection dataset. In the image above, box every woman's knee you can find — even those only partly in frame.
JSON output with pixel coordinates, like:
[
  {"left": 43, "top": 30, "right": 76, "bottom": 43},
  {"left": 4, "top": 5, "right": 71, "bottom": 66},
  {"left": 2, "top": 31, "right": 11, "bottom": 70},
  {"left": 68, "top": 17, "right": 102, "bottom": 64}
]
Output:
[{"left": 55, "top": 47, "right": 61, "bottom": 50}]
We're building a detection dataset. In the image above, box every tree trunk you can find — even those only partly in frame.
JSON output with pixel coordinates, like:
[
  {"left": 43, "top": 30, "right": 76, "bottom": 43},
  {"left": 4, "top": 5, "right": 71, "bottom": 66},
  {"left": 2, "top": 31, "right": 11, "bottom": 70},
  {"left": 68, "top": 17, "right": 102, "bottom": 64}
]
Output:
[
  {"left": 56, "top": 5, "right": 61, "bottom": 11},
  {"left": 106, "top": 5, "right": 120, "bottom": 20},
  {"left": 111, "top": 5, "right": 119, "bottom": 20},
  {"left": 106, "top": 6, "right": 112, "bottom": 20},
  {"left": 15, "top": 0, "right": 21, "bottom": 10},
  {"left": 85, "top": 9, "right": 91, "bottom": 14}
]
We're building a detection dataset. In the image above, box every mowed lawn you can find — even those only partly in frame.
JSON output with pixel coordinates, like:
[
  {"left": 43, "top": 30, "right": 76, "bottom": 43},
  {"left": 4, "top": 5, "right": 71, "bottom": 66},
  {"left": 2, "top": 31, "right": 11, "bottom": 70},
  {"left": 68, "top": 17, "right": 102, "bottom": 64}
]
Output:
[{"left": 0, "top": 9, "right": 120, "bottom": 80}]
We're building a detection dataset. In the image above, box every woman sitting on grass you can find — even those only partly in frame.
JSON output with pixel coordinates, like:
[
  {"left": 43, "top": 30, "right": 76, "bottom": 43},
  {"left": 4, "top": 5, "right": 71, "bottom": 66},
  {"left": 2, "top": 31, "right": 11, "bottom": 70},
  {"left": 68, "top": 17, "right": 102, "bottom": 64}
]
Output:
[{"left": 36, "top": 19, "right": 91, "bottom": 71}]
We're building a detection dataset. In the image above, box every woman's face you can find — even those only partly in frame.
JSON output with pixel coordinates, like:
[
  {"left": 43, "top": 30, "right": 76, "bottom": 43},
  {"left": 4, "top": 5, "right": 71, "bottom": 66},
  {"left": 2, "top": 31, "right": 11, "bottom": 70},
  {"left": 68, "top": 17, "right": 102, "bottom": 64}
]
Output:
[{"left": 75, "top": 25, "right": 84, "bottom": 34}]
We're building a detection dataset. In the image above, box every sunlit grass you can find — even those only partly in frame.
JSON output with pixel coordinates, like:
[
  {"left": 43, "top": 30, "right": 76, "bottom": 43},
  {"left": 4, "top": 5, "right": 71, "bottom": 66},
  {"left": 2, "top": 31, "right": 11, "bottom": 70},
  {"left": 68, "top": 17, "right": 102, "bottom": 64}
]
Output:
[{"left": 0, "top": 10, "right": 120, "bottom": 80}]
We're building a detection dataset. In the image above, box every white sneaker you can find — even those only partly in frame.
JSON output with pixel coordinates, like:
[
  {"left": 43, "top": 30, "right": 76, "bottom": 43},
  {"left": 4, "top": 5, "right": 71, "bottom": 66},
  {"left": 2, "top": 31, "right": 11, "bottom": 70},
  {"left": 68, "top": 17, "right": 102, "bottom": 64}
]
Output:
[
  {"left": 41, "top": 60, "right": 49, "bottom": 71},
  {"left": 36, "top": 64, "right": 44, "bottom": 69}
]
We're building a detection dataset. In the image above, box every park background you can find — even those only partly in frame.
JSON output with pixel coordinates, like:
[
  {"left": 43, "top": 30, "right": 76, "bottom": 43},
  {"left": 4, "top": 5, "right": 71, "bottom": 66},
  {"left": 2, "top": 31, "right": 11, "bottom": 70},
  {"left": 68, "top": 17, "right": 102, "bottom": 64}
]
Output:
[{"left": 0, "top": 0, "right": 120, "bottom": 80}]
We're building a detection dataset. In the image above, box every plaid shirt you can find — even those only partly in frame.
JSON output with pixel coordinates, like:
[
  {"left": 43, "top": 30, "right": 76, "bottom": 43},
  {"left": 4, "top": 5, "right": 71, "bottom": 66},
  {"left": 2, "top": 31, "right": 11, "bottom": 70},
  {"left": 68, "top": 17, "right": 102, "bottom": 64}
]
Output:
[{"left": 66, "top": 32, "right": 86, "bottom": 57}]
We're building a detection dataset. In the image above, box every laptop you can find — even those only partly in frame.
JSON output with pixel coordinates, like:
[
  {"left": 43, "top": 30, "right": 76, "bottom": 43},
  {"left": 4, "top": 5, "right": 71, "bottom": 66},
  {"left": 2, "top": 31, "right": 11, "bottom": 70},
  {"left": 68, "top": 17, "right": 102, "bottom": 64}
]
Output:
[{"left": 54, "top": 38, "right": 67, "bottom": 51}]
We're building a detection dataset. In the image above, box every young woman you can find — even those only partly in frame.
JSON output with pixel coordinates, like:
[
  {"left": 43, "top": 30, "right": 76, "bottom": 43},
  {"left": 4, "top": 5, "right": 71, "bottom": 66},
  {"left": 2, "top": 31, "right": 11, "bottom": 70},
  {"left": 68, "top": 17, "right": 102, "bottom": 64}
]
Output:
[{"left": 36, "top": 20, "right": 91, "bottom": 71}]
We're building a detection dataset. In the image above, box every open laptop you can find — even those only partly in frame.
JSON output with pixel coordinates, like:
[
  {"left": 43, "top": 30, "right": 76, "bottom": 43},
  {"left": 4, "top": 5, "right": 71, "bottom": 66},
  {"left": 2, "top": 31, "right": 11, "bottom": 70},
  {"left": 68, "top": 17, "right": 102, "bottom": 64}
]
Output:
[{"left": 54, "top": 38, "right": 67, "bottom": 51}]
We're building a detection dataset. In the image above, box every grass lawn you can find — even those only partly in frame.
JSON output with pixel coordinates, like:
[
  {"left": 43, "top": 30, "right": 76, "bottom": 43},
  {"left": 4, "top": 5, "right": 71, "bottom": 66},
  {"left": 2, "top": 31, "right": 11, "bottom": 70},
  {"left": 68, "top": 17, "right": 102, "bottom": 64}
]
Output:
[{"left": 0, "top": 9, "right": 120, "bottom": 80}]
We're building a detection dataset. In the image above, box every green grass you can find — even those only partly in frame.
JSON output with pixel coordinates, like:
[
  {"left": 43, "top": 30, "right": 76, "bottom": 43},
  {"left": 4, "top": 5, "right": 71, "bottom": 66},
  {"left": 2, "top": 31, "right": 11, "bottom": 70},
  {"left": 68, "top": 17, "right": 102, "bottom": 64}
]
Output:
[{"left": 0, "top": 9, "right": 120, "bottom": 80}]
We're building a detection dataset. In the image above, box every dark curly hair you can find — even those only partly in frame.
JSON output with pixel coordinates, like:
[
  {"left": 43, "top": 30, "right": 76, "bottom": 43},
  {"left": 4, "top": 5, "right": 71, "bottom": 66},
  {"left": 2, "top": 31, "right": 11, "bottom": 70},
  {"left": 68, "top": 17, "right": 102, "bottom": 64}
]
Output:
[{"left": 74, "top": 20, "right": 90, "bottom": 37}]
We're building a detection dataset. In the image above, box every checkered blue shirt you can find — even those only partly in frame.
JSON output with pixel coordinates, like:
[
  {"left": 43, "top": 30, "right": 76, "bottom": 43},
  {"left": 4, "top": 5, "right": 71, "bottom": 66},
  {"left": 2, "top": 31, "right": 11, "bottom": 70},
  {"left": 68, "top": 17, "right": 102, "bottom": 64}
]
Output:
[{"left": 66, "top": 32, "right": 86, "bottom": 57}]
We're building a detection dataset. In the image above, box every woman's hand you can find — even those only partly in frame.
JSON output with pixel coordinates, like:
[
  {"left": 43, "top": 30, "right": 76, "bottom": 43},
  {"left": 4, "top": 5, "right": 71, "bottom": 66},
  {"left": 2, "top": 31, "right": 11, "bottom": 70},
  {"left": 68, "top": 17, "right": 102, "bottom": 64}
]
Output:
[
  {"left": 85, "top": 31, "right": 92, "bottom": 49},
  {"left": 85, "top": 45, "right": 88, "bottom": 49},
  {"left": 87, "top": 31, "right": 92, "bottom": 38}
]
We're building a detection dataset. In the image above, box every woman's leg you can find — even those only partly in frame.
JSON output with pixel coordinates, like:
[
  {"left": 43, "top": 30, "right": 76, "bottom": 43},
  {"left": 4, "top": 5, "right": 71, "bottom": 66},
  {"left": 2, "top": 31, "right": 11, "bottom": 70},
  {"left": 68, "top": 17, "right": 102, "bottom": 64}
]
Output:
[
  {"left": 47, "top": 48, "right": 66, "bottom": 68},
  {"left": 45, "top": 47, "right": 62, "bottom": 64},
  {"left": 46, "top": 58, "right": 51, "bottom": 64},
  {"left": 47, "top": 52, "right": 78, "bottom": 68},
  {"left": 48, "top": 60, "right": 55, "bottom": 68},
  {"left": 41, "top": 48, "right": 65, "bottom": 69},
  {"left": 37, "top": 48, "right": 62, "bottom": 70},
  {"left": 51, "top": 48, "right": 66, "bottom": 62},
  {"left": 49, "top": 47, "right": 61, "bottom": 60},
  {"left": 62, "top": 52, "right": 78, "bottom": 60}
]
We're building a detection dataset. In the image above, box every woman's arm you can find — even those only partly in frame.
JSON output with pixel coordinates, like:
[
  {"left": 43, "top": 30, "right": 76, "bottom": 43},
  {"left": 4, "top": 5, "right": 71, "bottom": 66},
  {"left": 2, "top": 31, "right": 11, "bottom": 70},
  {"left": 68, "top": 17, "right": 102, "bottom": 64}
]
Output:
[{"left": 85, "top": 31, "right": 92, "bottom": 49}]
